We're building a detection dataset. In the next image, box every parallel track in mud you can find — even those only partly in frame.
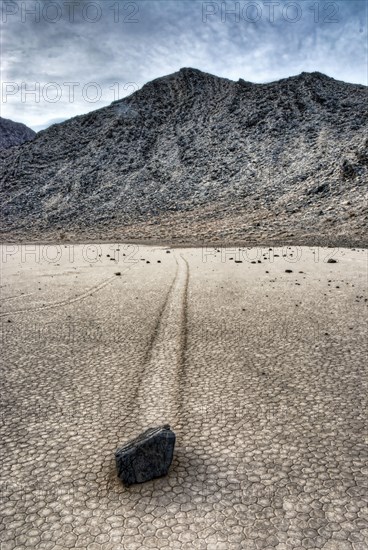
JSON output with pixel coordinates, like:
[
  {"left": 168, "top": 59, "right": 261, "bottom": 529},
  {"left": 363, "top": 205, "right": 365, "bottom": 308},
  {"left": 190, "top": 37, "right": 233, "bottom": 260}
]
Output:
[{"left": 133, "top": 253, "right": 189, "bottom": 430}]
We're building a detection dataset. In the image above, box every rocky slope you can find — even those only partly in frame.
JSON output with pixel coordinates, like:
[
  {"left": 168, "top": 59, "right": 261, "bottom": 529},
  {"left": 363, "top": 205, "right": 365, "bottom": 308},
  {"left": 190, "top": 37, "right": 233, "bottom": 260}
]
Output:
[
  {"left": 0, "top": 68, "right": 367, "bottom": 245},
  {"left": 0, "top": 117, "right": 36, "bottom": 150}
]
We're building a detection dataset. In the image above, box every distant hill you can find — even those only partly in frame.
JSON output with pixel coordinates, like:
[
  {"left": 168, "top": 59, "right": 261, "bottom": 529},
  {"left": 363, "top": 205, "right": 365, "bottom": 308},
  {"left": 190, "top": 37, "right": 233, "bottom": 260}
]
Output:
[
  {"left": 0, "top": 69, "right": 367, "bottom": 245},
  {"left": 0, "top": 117, "right": 36, "bottom": 150}
]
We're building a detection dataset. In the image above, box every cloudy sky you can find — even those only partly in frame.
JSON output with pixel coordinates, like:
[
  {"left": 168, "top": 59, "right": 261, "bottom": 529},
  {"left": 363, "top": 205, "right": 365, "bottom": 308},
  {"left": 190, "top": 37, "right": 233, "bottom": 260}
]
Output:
[{"left": 1, "top": 0, "right": 367, "bottom": 131}]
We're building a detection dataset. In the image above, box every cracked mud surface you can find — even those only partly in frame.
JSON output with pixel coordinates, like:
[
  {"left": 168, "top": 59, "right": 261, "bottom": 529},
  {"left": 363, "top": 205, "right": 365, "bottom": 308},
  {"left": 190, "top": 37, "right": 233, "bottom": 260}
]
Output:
[{"left": 0, "top": 245, "right": 367, "bottom": 549}]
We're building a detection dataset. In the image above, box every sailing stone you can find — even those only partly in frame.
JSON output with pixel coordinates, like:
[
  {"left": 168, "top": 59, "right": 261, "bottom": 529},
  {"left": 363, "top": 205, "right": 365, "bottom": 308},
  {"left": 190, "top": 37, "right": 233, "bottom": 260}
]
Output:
[{"left": 115, "top": 425, "right": 176, "bottom": 486}]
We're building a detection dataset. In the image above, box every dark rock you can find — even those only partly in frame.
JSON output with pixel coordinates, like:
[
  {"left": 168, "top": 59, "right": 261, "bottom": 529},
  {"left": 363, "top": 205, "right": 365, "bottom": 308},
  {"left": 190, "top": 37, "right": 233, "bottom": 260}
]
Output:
[
  {"left": 307, "top": 182, "right": 329, "bottom": 195},
  {"left": 285, "top": 269, "right": 293, "bottom": 273},
  {"left": 115, "top": 425, "right": 176, "bottom": 486},
  {"left": 340, "top": 159, "right": 356, "bottom": 179},
  {"left": 327, "top": 258, "right": 338, "bottom": 263}
]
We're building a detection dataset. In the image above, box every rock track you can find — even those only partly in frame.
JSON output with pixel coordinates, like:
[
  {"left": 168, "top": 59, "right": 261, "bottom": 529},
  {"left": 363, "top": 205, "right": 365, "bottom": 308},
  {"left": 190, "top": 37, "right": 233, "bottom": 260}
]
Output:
[{"left": 135, "top": 253, "right": 189, "bottom": 429}]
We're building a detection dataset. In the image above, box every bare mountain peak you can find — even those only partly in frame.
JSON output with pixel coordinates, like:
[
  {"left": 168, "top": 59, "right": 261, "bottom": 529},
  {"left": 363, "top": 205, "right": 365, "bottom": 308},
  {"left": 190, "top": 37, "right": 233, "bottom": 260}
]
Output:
[
  {"left": 0, "top": 69, "right": 367, "bottom": 246},
  {"left": 123, "top": 69, "right": 364, "bottom": 112},
  {"left": 179, "top": 67, "right": 207, "bottom": 76},
  {"left": 298, "top": 71, "right": 331, "bottom": 79},
  {"left": 0, "top": 117, "right": 36, "bottom": 150},
  {"left": 137, "top": 67, "right": 232, "bottom": 96}
]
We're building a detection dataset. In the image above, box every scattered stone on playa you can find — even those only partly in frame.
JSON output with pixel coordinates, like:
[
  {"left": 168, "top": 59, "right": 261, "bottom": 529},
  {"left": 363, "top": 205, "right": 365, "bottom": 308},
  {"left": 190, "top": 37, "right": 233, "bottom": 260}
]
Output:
[
  {"left": 327, "top": 258, "right": 338, "bottom": 263},
  {"left": 285, "top": 269, "right": 293, "bottom": 273},
  {"left": 115, "top": 425, "right": 176, "bottom": 487}
]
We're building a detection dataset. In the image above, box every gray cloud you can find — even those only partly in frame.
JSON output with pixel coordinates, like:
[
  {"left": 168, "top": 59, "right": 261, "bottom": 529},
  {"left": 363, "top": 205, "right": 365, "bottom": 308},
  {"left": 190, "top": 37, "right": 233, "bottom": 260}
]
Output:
[{"left": 1, "top": 0, "right": 367, "bottom": 130}]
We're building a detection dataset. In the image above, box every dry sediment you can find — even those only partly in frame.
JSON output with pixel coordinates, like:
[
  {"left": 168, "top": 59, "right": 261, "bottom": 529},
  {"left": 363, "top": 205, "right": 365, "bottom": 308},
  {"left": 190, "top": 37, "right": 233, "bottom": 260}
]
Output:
[{"left": 1, "top": 244, "right": 367, "bottom": 549}]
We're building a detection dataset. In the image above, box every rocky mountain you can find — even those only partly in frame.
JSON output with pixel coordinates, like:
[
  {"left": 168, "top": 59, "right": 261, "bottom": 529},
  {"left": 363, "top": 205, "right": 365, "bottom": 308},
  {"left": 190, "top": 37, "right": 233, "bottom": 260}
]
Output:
[
  {"left": 0, "top": 68, "right": 367, "bottom": 245},
  {"left": 0, "top": 117, "right": 36, "bottom": 150}
]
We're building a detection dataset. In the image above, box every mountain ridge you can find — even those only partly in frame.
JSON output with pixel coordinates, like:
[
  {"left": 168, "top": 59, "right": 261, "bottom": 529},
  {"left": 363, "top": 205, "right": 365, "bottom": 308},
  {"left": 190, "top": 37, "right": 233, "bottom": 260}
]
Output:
[
  {"left": 1, "top": 68, "right": 367, "bottom": 245},
  {"left": 0, "top": 117, "right": 36, "bottom": 150}
]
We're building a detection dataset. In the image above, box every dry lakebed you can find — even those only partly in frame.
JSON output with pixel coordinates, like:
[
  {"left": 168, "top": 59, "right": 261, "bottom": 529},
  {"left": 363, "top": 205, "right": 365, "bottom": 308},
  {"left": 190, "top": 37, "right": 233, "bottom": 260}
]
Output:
[{"left": 0, "top": 244, "right": 367, "bottom": 550}]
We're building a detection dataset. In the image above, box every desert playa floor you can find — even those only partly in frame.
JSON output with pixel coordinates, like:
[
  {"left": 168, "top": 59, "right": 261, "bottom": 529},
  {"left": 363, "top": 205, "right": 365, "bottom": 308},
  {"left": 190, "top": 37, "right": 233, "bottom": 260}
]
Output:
[{"left": 0, "top": 244, "right": 367, "bottom": 550}]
